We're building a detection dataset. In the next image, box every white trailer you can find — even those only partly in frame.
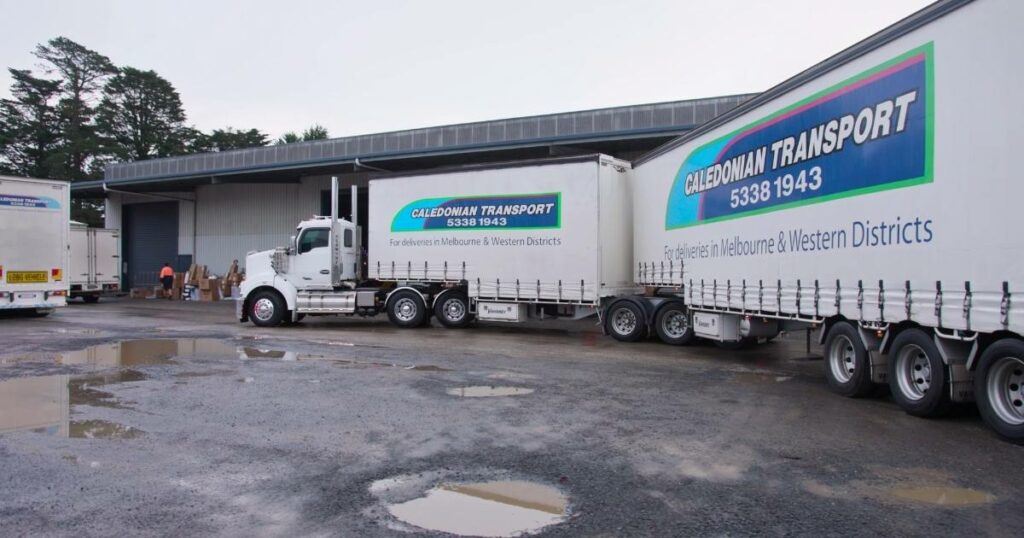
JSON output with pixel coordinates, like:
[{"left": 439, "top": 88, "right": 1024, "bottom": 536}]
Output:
[
  {"left": 69, "top": 223, "right": 120, "bottom": 303},
  {"left": 0, "top": 176, "right": 70, "bottom": 315},
  {"left": 608, "top": 0, "right": 1024, "bottom": 440},
  {"left": 238, "top": 154, "right": 634, "bottom": 328}
]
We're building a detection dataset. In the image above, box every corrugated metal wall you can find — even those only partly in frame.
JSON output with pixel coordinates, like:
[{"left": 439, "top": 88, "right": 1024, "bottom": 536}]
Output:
[
  {"left": 178, "top": 200, "right": 195, "bottom": 258},
  {"left": 194, "top": 182, "right": 321, "bottom": 274}
]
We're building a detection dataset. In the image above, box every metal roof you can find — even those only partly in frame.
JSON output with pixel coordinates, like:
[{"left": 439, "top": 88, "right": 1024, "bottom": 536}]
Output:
[{"left": 74, "top": 94, "right": 753, "bottom": 193}]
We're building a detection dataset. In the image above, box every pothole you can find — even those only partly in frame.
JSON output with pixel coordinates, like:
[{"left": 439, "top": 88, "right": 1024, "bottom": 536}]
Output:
[
  {"left": 371, "top": 475, "right": 568, "bottom": 537},
  {"left": 889, "top": 486, "right": 996, "bottom": 506},
  {"left": 447, "top": 386, "right": 534, "bottom": 397}
]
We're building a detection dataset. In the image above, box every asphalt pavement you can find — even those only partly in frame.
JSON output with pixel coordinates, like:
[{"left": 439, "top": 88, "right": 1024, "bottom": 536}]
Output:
[{"left": 0, "top": 297, "right": 1021, "bottom": 537}]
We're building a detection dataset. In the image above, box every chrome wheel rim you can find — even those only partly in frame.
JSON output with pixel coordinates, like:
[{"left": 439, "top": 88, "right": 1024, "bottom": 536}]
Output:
[
  {"left": 987, "top": 356, "right": 1024, "bottom": 426},
  {"left": 828, "top": 334, "right": 857, "bottom": 383},
  {"left": 895, "top": 343, "right": 931, "bottom": 401},
  {"left": 253, "top": 298, "right": 275, "bottom": 322},
  {"left": 442, "top": 297, "right": 466, "bottom": 322},
  {"left": 394, "top": 297, "right": 418, "bottom": 322},
  {"left": 612, "top": 308, "right": 637, "bottom": 336},
  {"left": 661, "top": 309, "right": 689, "bottom": 339}
]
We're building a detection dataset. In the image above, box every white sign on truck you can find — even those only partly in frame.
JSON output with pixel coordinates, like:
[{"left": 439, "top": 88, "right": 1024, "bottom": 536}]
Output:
[
  {"left": 369, "top": 155, "right": 635, "bottom": 312},
  {"left": 609, "top": 0, "right": 1024, "bottom": 441},
  {"left": 69, "top": 222, "right": 121, "bottom": 303},
  {"left": 0, "top": 175, "right": 70, "bottom": 315}
]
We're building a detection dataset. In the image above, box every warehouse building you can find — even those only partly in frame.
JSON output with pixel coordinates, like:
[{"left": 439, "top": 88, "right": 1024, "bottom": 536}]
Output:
[{"left": 71, "top": 95, "right": 753, "bottom": 288}]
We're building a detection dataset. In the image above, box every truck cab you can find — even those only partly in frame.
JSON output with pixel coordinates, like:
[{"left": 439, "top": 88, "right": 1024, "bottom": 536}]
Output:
[{"left": 287, "top": 216, "right": 359, "bottom": 288}]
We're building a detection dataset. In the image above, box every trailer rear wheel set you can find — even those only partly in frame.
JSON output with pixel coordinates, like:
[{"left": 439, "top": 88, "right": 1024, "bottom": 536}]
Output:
[{"left": 819, "top": 322, "right": 1024, "bottom": 443}]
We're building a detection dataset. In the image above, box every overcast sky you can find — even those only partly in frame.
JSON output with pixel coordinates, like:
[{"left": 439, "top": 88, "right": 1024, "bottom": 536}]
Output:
[{"left": 0, "top": 0, "right": 932, "bottom": 140}]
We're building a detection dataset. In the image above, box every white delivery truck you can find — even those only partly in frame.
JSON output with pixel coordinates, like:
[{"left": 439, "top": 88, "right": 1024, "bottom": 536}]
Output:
[
  {"left": 68, "top": 222, "right": 120, "bottom": 303},
  {"left": 0, "top": 176, "right": 70, "bottom": 315},
  {"left": 238, "top": 155, "right": 634, "bottom": 328},
  {"left": 609, "top": 0, "right": 1024, "bottom": 440}
]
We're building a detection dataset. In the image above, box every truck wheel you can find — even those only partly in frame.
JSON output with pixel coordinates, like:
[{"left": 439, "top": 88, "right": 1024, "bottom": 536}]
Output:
[
  {"left": 974, "top": 339, "right": 1024, "bottom": 443},
  {"left": 654, "top": 304, "right": 694, "bottom": 345},
  {"left": 823, "top": 322, "right": 874, "bottom": 397},
  {"left": 387, "top": 290, "right": 426, "bottom": 328},
  {"left": 83, "top": 295, "right": 100, "bottom": 304},
  {"left": 888, "top": 329, "right": 951, "bottom": 417},
  {"left": 435, "top": 292, "right": 471, "bottom": 328},
  {"left": 606, "top": 301, "right": 645, "bottom": 342},
  {"left": 249, "top": 290, "right": 285, "bottom": 327}
]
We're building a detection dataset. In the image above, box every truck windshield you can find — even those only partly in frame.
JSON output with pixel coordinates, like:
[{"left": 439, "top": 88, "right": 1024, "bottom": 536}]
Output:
[{"left": 298, "top": 228, "right": 329, "bottom": 254}]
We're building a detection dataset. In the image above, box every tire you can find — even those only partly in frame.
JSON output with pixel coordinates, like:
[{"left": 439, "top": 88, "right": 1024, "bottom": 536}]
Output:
[
  {"left": 974, "top": 339, "right": 1024, "bottom": 443},
  {"left": 605, "top": 301, "right": 646, "bottom": 342},
  {"left": 435, "top": 292, "right": 471, "bottom": 328},
  {"left": 654, "top": 303, "right": 695, "bottom": 345},
  {"left": 83, "top": 295, "right": 100, "bottom": 304},
  {"left": 249, "top": 290, "right": 285, "bottom": 327},
  {"left": 888, "top": 329, "right": 951, "bottom": 417},
  {"left": 387, "top": 290, "right": 426, "bottom": 328},
  {"left": 823, "top": 322, "right": 875, "bottom": 397}
]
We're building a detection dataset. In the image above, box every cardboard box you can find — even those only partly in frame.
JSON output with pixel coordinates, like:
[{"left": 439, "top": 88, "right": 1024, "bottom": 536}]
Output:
[
  {"left": 199, "top": 286, "right": 221, "bottom": 302},
  {"left": 172, "top": 272, "right": 185, "bottom": 288},
  {"left": 129, "top": 287, "right": 154, "bottom": 299}
]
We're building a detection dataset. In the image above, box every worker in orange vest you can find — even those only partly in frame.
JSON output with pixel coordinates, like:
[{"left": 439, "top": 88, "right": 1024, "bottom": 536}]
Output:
[{"left": 159, "top": 262, "right": 174, "bottom": 299}]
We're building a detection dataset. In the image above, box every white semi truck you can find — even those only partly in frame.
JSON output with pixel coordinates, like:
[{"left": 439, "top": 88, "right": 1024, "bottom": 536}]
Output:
[
  {"left": 238, "top": 155, "right": 634, "bottom": 329},
  {"left": 69, "top": 222, "right": 120, "bottom": 303},
  {"left": 605, "top": 0, "right": 1024, "bottom": 441},
  {"left": 0, "top": 176, "right": 70, "bottom": 315}
]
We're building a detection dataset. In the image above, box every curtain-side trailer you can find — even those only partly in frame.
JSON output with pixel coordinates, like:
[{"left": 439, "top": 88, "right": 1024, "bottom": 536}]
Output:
[
  {"left": 238, "top": 155, "right": 635, "bottom": 329},
  {"left": 0, "top": 176, "right": 70, "bottom": 315},
  {"left": 608, "top": 0, "right": 1024, "bottom": 441}
]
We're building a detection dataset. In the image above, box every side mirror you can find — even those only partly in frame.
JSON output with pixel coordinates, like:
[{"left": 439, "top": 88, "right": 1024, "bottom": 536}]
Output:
[{"left": 289, "top": 235, "right": 296, "bottom": 255}]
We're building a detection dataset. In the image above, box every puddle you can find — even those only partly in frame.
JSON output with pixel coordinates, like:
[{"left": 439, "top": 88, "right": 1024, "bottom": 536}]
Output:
[
  {"left": 487, "top": 372, "right": 538, "bottom": 381},
  {"left": 172, "top": 369, "right": 235, "bottom": 379},
  {"left": 0, "top": 370, "right": 147, "bottom": 437},
  {"left": 405, "top": 365, "right": 451, "bottom": 372},
  {"left": 68, "top": 419, "right": 143, "bottom": 440},
  {"left": 889, "top": 486, "right": 996, "bottom": 506},
  {"left": 385, "top": 480, "right": 567, "bottom": 537},
  {"left": 447, "top": 386, "right": 534, "bottom": 398}
]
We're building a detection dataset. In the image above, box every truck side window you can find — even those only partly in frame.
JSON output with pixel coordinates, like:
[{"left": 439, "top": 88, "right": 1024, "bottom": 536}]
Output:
[
  {"left": 344, "top": 228, "right": 353, "bottom": 248},
  {"left": 298, "top": 228, "right": 330, "bottom": 254}
]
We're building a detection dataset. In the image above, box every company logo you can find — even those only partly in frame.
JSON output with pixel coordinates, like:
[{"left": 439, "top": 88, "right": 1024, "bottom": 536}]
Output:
[
  {"left": 666, "top": 43, "right": 933, "bottom": 229},
  {"left": 391, "top": 192, "right": 561, "bottom": 232},
  {"left": 0, "top": 194, "right": 61, "bottom": 210}
]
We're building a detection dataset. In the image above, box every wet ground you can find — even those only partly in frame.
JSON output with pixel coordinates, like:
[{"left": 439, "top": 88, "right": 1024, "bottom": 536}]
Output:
[{"left": 0, "top": 298, "right": 1022, "bottom": 537}]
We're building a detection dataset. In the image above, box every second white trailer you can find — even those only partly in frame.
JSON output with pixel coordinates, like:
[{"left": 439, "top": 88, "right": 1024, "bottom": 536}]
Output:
[{"left": 369, "top": 154, "right": 635, "bottom": 321}]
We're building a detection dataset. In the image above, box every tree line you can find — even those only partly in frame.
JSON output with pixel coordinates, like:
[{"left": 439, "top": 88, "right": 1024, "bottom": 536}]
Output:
[{"left": 0, "top": 37, "right": 328, "bottom": 224}]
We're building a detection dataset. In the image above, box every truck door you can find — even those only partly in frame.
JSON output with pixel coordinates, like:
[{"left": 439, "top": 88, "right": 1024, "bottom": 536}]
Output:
[
  {"left": 290, "top": 227, "right": 332, "bottom": 289},
  {"left": 340, "top": 225, "right": 358, "bottom": 280}
]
